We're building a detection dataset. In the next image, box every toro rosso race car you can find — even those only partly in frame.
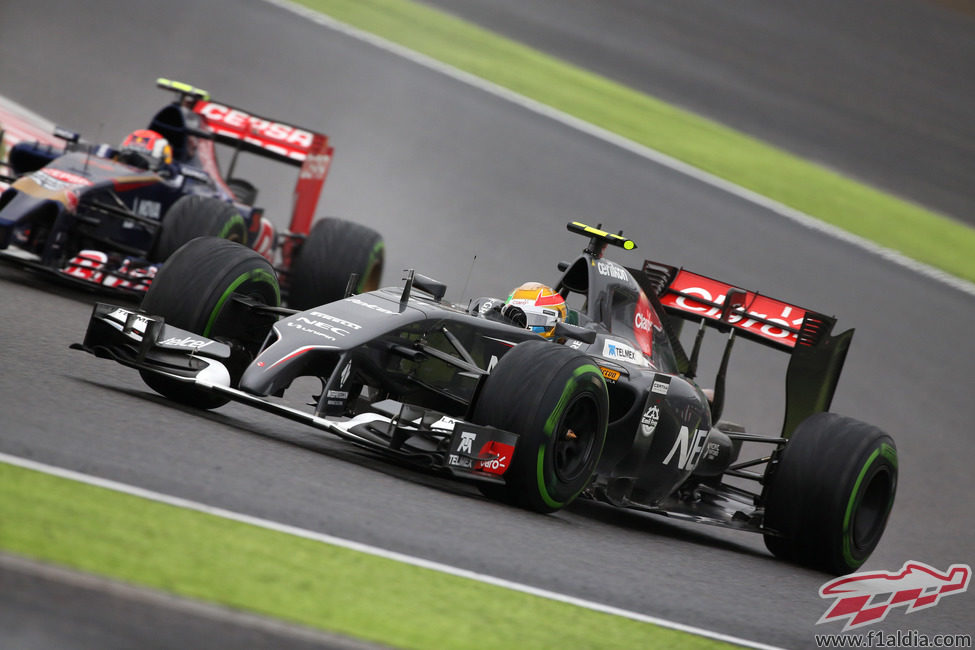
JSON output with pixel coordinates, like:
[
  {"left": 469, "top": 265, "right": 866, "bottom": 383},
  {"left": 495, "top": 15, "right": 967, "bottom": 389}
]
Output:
[
  {"left": 1, "top": 79, "right": 383, "bottom": 308},
  {"left": 74, "top": 222, "right": 897, "bottom": 574}
]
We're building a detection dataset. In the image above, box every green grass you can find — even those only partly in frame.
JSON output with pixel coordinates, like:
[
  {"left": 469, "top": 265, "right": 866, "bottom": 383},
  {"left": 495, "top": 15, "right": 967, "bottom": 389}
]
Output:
[
  {"left": 0, "top": 462, "right": 733, "bottom": 649},
  {"left": 291, "top": 0, "right": 975, "bottom": 284}
]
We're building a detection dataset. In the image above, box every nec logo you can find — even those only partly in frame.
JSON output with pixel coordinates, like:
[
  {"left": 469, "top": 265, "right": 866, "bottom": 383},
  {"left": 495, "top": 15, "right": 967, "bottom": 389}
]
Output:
[{"left": 818, "top": 561, "right": 971, "bottom": 631}]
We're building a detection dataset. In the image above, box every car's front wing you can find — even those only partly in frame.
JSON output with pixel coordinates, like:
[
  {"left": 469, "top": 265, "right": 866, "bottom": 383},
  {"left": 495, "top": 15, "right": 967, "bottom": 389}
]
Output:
[{"left": 73, "top": 303, "right": 518, "bottom": 485}]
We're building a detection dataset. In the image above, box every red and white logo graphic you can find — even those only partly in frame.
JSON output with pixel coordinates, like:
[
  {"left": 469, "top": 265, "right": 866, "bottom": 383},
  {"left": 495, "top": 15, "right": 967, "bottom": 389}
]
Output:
[
  {"left": 475, "top": 441, "right": 514, "bottom": 476},
  {"left": 632, "top": 291, "right": 662, "bottom": 357},
  {"left": 40, "top": 167, "right": 93, "bottom": 187},
  {"left": 195, "top": 101, "right": 315, "bottom": 159},
  {"left": 818, "top": 561, "right": 971, "bottom": 631},
  {"left": 660, "top": 269, "right": 808, "bottom": 348}
]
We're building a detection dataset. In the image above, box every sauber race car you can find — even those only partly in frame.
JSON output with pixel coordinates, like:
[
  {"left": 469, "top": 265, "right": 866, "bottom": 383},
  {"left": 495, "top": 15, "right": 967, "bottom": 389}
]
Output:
[
  {"left": 74, "top": 222, "right": 897, "bottom": 574},
  {"left": 0, "top": 79, "right": 383, "bottom": 308}
]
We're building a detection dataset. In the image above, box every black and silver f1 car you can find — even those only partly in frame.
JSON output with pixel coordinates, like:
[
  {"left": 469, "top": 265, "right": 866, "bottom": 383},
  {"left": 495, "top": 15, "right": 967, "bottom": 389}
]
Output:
[
  {"left": 74, "top": 222, "right": 897, "bottom": 574},
  {"left": 1, "top": 79, "right": 382, "bottom": 308}
]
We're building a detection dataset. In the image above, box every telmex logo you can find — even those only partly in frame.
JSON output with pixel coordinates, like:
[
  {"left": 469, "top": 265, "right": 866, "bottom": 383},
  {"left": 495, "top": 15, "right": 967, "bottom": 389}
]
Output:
[
  {"left": 818, "top": 561, "right": 971, "bottom": 631},
  {"left": 603, "top": 340, "right": 637, "bottom": 361}
]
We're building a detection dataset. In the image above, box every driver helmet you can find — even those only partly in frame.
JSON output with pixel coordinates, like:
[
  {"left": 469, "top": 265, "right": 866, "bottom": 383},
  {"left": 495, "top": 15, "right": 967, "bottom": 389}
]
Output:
[
  {"left": 505, "top": 282, "right": 567, "bottom": 338},
  {"left": 117, "top": 129, "right": 173, "bottom": 170}
]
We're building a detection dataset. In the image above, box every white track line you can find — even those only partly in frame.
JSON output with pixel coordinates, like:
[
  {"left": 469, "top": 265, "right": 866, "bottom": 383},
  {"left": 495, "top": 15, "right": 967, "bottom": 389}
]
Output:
[
  {"left": 0, "top": 452, "right": 784, "bottom": 650},
  {"left": 263, "top": 0, "right": 975, "bottom": 299}
]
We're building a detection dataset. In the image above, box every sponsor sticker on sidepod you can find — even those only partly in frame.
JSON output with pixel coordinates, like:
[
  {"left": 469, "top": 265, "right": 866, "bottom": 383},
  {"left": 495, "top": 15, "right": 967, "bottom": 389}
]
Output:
[{"left": 602, "top": 339, "right": 646, "bottom": 366}]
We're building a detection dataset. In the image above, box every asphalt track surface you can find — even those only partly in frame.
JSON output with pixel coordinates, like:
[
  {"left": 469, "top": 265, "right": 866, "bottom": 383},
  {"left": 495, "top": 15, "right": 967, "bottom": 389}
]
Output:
[
  {"left": 420, "top": 0, "right": 975, "bottom": 224},
  {"left": 1, "top": 1, "right": 973, "bottom": 648}
]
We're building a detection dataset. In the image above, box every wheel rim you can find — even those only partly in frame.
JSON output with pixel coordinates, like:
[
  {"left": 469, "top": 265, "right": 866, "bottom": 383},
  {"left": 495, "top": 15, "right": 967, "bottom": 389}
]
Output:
[
  {"left": 852, "top": 467, "right": 893, "bottom": 552},
  {"left": 552, "top": 394, "right": 599, "bottom": 483}
]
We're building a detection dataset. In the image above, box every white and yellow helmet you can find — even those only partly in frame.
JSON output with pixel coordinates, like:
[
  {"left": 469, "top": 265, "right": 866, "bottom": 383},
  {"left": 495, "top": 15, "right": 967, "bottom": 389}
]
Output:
[{"left": 505, "top": 282, "right": 567, "bottom": 338}]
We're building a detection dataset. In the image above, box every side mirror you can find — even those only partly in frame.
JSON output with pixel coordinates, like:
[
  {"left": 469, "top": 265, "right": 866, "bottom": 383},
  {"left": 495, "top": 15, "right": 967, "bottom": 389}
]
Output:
[
  {"left": 413, "top": 273, "right": 447, "bottom": 302},
  {"left": 553, "top": 320, "right": 597, "bottom": 345}
]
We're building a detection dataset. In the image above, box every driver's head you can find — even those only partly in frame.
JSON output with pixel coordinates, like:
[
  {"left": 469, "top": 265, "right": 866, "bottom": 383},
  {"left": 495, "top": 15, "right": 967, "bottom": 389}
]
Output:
[
  {"left": 505, "top": 282, "right": 567, "bottom": 338},
  {"left": 117, "top": 129, "right": 172, "bottom": 170}
]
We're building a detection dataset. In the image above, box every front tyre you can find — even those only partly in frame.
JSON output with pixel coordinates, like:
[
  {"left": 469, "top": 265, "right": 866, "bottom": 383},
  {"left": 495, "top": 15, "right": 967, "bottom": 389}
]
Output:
[
  {"left": 472, "top": 340, "right": 608, "bottom": 513},
  {"left": 139, "top": 237, "right": 280, "bottom": 409},
  {"left": 762, "top": 412, "right": 897, "bottom": 574}
]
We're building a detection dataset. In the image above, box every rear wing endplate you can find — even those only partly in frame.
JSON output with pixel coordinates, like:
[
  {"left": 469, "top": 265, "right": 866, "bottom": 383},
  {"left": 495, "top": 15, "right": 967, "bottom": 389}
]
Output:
[{"left": 631, "top": 259, "right": 854, "bottom": 438}]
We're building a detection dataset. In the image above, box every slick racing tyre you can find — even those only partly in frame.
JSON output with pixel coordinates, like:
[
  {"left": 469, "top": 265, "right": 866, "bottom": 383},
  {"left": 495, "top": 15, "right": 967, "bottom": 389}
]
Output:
[
  {"left": 140, "top": 237, "right": 280, "bottom": 409},
  {"left": 472, "top": 340, "right": 608, "bottom": 513},
  {"left": 287, "top": 218, "right": 384, "bottom": 310},
  {"left": 762, "top": 412, "right": 897, "bottom": 575},
  {"left": 152, "top": 195, "right": 248, "bottom": 262},
  {"left": 225, "top": 177, "right": 258, "bottom": 206}
]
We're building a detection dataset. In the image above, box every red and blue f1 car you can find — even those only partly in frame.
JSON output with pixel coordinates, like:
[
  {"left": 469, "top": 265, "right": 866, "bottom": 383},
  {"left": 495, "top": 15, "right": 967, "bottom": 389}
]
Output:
[{"left": 1, "top": 79, "right": 382, "bottom": 308}]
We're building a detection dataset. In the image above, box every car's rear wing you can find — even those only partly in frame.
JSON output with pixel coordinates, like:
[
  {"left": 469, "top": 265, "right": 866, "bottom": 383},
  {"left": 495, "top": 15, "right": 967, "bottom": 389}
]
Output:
[
  {"left": 190, "top": 99, "right": 333, "bottom": 238},
  {"left": 154, "top": 79, "right": 333, "bottom": 241},
  {"left": 630, "top": 259, "right": 854, "bottom": 438},
  {"left": 647, "top": 263, "right": 826, "bottom": 351}
]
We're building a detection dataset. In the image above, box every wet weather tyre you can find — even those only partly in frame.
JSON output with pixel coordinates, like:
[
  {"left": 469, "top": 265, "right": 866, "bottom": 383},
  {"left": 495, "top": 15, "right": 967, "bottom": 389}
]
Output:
[
  {"left": 762, "top": 412, "right": 897, "bottom": 575},
  {"left": 287, "top": 218, "right": 384, "bottom": 310},
  {"left": 152, "top": 195, "right": 248, "bottom": 261},
  {"left": 471, "top": 340, "right": 608, "bottom": 513},
  {"left": 139, "top": 237, "right": 280, "bottom": 409}
]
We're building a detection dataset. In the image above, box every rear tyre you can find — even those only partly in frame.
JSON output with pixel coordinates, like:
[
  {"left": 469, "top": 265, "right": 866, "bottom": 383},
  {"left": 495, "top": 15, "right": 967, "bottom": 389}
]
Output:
[
  {"left": 762, "top": 412, "right": 897, "bottom": 574},
  {"left": 287, "top": 218, "right": 384, "bottom": 310},
  {"left": 139, "top": 237, "right": 280, "bottom": 409},
  {"left": 152, "top": 195, "right": 247, "bottom": 262},
  {"left": 226, "top": 178, "right": 258, "bottom": 206},
  {"left": 471, "top": 340, "right": 608, "bottom": 513}
]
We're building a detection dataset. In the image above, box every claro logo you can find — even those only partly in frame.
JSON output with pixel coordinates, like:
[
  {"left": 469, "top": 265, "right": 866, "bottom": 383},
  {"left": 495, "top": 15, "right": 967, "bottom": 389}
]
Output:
[
  {"left": 672, "top": 287, "right": 803, "bottom": 341},
  {"left": 661, "top": 273, "right": 810, "bottom": 347}
]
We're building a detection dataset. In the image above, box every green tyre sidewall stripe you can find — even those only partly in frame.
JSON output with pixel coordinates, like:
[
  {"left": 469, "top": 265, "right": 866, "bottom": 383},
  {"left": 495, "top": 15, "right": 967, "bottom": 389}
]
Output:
[
  {"left": 217, "top": 212, "right": 247, "bottom": 242},
  {"left": 841, "top": 441, "right": 898, "bottom": 569},
  {"left": 203, "top": 268, "right": 279, "bottom": 337},
  {"left": 536, "top": 363, "right": 606, "bottom": 510}
]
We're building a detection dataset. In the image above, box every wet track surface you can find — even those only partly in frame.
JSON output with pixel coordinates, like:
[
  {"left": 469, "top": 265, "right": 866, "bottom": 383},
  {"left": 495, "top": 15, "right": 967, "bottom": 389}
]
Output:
[
  {"left": 1, "top": 1, "right": 974, "bottom": 648},
  {"left": 421, "top": 0, "right": 975, "bottom": 223}
]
